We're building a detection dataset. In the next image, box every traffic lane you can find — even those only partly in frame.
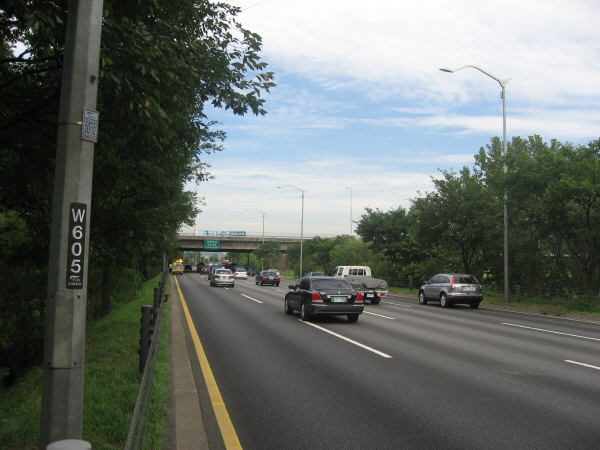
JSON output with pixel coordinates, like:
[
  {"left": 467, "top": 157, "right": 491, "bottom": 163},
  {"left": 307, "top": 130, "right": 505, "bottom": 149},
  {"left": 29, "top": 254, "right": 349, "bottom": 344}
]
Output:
[
  {"left": 178, "top": 277, "right": 465, "bottom": 449},
  {"left": 177, "top": 276, "right": 600, "bottom": 449},
  {"left": 189, "top": 276, "right": 600, "bottom": 407}
]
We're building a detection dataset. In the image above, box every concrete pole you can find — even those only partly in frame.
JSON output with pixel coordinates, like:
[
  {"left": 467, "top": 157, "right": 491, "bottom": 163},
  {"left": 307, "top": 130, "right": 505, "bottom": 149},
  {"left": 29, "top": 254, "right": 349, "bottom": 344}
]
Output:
[{"left": 40, "top": 0, "right": 104, "bottom": 448}]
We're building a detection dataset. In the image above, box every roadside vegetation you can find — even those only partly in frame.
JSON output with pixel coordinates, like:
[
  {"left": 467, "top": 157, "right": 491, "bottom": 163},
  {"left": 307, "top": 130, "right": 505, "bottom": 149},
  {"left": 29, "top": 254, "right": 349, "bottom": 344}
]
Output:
[
  {"left": 227, "top": 136, "right": 600, "bottom": 316},
  {"left": 0, "top": 0, "right": 274, "bottom": 386},
  {"left": 0, "top": 275, "right": 169, "bottom": 450}
]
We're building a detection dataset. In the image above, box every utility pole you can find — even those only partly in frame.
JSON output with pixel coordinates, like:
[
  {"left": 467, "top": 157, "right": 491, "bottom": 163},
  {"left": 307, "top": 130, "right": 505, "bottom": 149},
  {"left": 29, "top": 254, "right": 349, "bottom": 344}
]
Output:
[{"left": 39, "top": 0, "right": 104, "bottom": 447}]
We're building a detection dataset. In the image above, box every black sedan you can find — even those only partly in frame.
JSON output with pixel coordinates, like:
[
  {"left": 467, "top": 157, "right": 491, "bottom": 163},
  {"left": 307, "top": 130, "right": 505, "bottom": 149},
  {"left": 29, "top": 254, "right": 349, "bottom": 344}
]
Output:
[
  {"left": 255, "top": 270, "right": 280, "bottom": 286},
  {"left": 284, "top": 276, "right": 364, "bottom": 322}
]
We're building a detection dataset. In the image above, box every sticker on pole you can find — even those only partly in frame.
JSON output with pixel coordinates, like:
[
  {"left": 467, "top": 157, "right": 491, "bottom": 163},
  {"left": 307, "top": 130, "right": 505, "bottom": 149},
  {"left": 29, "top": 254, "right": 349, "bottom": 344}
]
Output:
[
  {"left": 66, "top": 203, "right": 87, "bottom": 289},
  {"left": 82, "top": 109, "right": 99, "bottom": 142}
]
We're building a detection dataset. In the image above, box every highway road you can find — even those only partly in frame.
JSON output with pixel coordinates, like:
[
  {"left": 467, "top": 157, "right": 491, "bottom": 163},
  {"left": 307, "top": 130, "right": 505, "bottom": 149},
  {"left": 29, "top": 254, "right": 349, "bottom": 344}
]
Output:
[{"left": 175, "top": 272, "right": 600, "bottom": 450}]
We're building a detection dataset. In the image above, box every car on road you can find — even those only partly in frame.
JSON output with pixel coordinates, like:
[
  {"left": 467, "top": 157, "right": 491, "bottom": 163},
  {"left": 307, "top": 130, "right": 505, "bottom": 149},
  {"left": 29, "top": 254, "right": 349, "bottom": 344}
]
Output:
[
  {"left": 256, "top": 270, "right": 280, "bottom": 286},
  {"left": 305, "top": 272, "right": 325, "bottom": 277},
  {"left": 184, "top": 264, "right": 193, "bottom": 273},
  {"left": 200, "top": 265, "right": 211, "bottom": 274},
  {"left": 284, "top": 276, "right": 364, "bottom": 322},
  {"left": 235, "top": 269, "right": 248, "bottom": 279},
  {"left": 246, "top": 267, "right": 256, "bottom": 276},
  {"left": 210, "top": 269, "right": 235, "bottom": 287},
  {"left": 418, "top": 273, "right": 483, "bottom": 308}
]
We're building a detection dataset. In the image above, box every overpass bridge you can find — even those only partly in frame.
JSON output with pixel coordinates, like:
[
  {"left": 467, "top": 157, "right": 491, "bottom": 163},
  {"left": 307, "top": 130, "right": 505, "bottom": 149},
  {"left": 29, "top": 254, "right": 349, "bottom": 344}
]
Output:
[{"left": 177, "top": 232, "right": 338, "bottom": 253}]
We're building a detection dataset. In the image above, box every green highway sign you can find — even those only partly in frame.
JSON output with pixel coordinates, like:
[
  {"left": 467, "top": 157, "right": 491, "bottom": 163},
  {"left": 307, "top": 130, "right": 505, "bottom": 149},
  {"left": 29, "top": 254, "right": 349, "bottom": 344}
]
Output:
[{"left": 204, "top": 239, "right": 220, "bottom": 250}]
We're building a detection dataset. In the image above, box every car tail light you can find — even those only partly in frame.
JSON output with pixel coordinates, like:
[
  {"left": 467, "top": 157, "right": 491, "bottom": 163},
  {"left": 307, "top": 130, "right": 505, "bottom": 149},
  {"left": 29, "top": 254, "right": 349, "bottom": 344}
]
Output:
[
  {"left": 215, "top": 275, "right": 220, "bottom": 279},
  {"left": 355, "top": 292, "right": 364, "bottom": 304},
  {"left": 275, "top": 276, "right": 280, "bottom": 280},
  {"left": 450, "top": 275, "right": 457, "bottom": 290},
  {"left": 229, "top": 276, "right": 234, "bottom": 279},
  {"left": 379, "top": 292, "right": 386, "bottom": 297},
  {"left": 311, "top": 292, "right": 324, "bottom": 303}
]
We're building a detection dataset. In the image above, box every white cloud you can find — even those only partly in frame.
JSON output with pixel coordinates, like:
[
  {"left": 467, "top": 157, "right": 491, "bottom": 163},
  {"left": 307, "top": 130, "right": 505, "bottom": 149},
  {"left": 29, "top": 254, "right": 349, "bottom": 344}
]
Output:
[{"left": 189, "top": 0, "right": 600, "bottom": 236}]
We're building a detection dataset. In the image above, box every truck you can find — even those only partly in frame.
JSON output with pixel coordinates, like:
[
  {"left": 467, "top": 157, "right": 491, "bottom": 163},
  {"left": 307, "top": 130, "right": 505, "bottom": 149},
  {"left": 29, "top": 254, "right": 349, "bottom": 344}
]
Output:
[
  {"left": 171, "top": 263, "right": 184, "bottom": 275},
  {"left": 330, "top": 266, "right": 388, "bottom": 304}
]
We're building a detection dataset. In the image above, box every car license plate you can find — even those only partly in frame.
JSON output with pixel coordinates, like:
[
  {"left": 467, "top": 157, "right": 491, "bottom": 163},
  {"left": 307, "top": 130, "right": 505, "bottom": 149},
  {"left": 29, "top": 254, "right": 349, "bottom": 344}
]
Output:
[
  {"left": 463, "top": 286, "right": 474, "bottom": 291},
  {"left": 367, "top": 293, "right": 374, "bottom": 297},
  {"left": 331, "top": 296, "right": 346, "bottom": 303}
]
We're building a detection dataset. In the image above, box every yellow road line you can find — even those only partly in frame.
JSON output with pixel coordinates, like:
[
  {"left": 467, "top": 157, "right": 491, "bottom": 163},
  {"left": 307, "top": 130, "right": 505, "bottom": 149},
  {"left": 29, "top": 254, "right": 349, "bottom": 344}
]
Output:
[{"left": 175, "top": 276, "right": 243, "bottom": 450}]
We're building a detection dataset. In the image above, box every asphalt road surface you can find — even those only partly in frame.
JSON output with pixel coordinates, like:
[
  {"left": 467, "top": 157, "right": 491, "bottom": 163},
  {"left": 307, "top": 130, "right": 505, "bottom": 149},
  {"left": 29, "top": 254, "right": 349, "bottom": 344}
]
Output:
[{"left": 176, "top": 273, "right": 600, "bottom": 450}]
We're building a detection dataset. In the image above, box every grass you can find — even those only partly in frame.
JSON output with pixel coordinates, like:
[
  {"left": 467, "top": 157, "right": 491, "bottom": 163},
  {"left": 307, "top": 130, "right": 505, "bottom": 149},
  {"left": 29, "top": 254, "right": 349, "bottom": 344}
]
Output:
[{"left": 0, "top": 275, "right": 170, "bottom": 450}]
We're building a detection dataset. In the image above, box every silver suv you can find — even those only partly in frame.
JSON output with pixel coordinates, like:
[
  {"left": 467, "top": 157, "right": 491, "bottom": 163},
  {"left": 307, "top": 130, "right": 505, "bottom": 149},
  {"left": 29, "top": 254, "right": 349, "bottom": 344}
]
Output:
[{"left": 418, "top": 273, "right": 482, "bottom": 309}]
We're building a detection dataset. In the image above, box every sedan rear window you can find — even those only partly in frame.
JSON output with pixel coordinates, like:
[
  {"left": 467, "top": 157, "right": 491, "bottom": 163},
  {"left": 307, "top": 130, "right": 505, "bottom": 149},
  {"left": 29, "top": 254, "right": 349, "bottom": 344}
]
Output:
[{"left": 311, "top": 279, "right": 352, "bottom": 290}]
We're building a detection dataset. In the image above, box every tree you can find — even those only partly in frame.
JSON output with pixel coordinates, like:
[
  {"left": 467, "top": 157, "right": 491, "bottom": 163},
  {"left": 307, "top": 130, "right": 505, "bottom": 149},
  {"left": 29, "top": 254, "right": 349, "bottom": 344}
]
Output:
[
  {"left": 491, "top": 137, "right": 600, "bottom": 299},
  {"left": 0, "top": 0, "right": 275, "bottom": 383},
  {"left": 254, "top": 242, "right": 281, "bottom": 269},
  {"left": 409, "top": 166, "right": 499, "bottom": 277}
]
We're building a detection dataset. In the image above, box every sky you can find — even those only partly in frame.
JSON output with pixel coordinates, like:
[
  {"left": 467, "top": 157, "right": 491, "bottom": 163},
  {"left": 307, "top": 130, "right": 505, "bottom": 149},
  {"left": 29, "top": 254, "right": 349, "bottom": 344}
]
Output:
[{"left": 184, "top": 0, "right": 600, "bottom": 237}]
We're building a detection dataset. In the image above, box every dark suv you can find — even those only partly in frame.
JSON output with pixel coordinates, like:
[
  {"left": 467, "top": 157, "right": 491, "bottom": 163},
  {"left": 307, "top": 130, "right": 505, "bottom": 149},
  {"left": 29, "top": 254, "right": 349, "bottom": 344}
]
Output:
[{"left": 418, "top": 273, "right": 483, "bottom": 308}]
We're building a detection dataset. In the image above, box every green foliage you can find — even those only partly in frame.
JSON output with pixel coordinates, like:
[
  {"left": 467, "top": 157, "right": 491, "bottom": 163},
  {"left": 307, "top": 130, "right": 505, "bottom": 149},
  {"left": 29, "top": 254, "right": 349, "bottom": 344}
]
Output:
[
  {"left": 0, "top": 275, "right": 170, "bottom": 449},
  {"left": 253, "top": 241, "right": 281, "bottom": 268},
  {"left": 0, "top": 0, "right": 274, "bottom": 380}
]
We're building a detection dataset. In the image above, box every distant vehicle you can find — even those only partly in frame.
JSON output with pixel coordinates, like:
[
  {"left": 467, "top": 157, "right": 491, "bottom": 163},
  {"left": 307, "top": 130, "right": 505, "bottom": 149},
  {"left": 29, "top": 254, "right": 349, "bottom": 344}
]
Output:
[
  {"left": 200, "top": 265, "right": 211, "bottom": 274},
  {"left": 208, "top": 265, "right": 222, "bottom": 281},
  {"left": 305, "top": 272, "right": 326, "bottom": 277},
  {"left": 285, "top": 276, "right": 364, "bottom": 322},
  {"left": 418, "top": 273, "right": 483, "bottom": 308},
  {"left": 331, "top": 265, "right": 388, "bottom": 304},
  {"left": 171, "top": 263, "right": 184, "bottom": 275},
  {"left": 235, "top": 269, "right": 248, "bottom": 279},
  {"left": 210, "top": 269, "right": 235, "bottom": 288},
  {"left": 184, "top": 264, "right": 193, "bottom": 273},
  {"left": 256, "top": 270, "right": 280, "bottom": 286},
  {"left": 246, "top": 267, "right": 256, "bottom": 276}
]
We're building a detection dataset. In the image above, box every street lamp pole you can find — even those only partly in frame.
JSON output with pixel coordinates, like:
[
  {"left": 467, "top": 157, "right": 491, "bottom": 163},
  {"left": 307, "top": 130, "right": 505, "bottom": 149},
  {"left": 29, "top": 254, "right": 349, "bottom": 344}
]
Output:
[
  {"left": 278, "top": 185, "right": 305, "bottom": 277},
  {"left": 440, "top": 65, "right": 511, "bottom": 302},
  {"left": 346, "top": 187, "right": 353, "bottom": 236},
  {"left": 246, "top": 209, "right": 266, "bottom": 271}
]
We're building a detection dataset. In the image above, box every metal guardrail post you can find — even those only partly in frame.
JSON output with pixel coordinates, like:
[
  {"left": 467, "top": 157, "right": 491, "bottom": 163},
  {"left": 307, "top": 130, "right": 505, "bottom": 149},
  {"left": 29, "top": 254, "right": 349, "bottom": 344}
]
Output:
[{"left": 139, "top": 306, "right": 152, "bottom": 375}]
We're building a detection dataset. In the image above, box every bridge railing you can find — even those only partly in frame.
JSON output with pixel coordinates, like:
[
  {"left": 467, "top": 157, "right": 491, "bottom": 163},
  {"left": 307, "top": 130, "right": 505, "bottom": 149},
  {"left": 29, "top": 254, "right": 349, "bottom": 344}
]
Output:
[{"left": 178, "top": 232, "right": 342, "bottom": 239}]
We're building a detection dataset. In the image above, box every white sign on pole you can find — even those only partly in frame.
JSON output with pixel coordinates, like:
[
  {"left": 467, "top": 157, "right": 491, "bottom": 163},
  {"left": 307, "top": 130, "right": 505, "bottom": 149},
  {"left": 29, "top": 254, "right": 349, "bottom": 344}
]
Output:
[{"left": 82, "top": 109, "right": 99, "bottom": 142}]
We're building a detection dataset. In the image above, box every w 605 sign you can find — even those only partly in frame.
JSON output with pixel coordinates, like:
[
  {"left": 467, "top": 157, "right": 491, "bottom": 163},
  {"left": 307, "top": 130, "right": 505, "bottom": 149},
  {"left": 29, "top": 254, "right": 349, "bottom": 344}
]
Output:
[{"left": 66, "top": 203, "right": 87, "bottom": 289}]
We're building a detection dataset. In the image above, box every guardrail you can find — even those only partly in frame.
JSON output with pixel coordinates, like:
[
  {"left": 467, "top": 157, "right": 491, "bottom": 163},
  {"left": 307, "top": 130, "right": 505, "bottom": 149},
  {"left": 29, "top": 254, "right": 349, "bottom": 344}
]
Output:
[{"left": 124, "top": 273, "right": 169, "bottom": 450}]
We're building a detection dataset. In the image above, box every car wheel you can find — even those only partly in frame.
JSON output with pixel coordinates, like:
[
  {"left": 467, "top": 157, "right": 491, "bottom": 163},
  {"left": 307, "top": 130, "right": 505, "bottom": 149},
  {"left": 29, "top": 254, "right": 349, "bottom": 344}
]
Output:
[
  {"left": 371, "top": 297, "right": 380, "bottom": 305},
  {"left": 255, "top": 280, "right": 259, "bottom": 285},
  {"left": 347, "top": 314, "right": 359, "bottom": 322},
  {"left": 440, "top": 293, "right": 451, "bottom": 308},
  {"left": 231, "top": 284, "right": 235, "bottom": 288},
  {"left": 276, "top": 283, "right": 280, "bottom": 286},
  {"left": 300, "top": 302, "right": 311, "bottom": 321},
  {"left": 418, "top": 291, "right": 428, "bottom": 305},
  {"left": 284, "top": 298, "right": 293, "bottom": 315},
  {"left": 470, "top": 302, "right": 480, "bottom": 309}
]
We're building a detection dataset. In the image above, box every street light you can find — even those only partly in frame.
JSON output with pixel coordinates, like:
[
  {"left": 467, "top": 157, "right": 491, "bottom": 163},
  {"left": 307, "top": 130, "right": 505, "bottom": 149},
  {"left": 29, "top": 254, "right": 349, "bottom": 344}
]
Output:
[
  {"left": 346, "top": 187, "right": 353, "bottom": 236},
  {"left": 246, "top": 209, "right": 266, "bottom": 271},
  {"left": 440, "top": 65, "right": 511, "bottom": 302},
  {"left": 278, "top": 185, "right": 305, "bottom": 277}
]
